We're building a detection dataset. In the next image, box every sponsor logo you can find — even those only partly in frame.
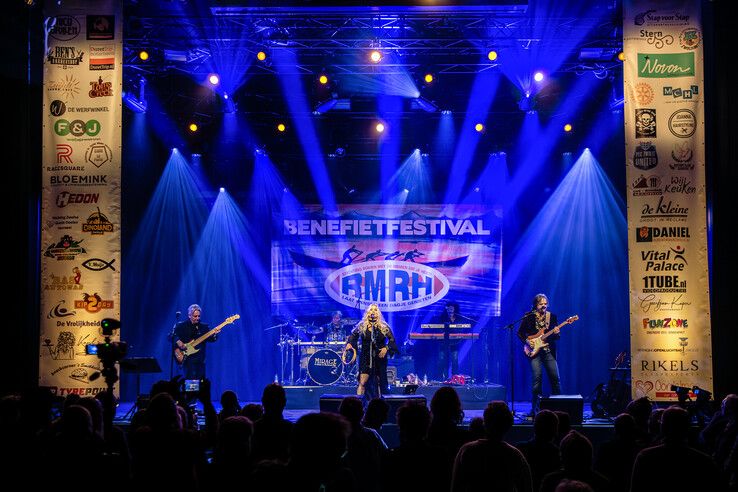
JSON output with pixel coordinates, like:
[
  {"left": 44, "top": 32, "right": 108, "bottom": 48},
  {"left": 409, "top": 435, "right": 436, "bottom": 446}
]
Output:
[
  {"left": 87, "top": 15, "right": 115, "bottom": 40},
  {"left": 47, "top": 300, "right": 76, "bottom": 319},
  {"left": 633, "top": 82, "right": 654, "bottom": 105},
  {"left": 43, "top": 267, "right": 83, "bottom": 291},
  {"left": 635, "top": 109, "right": 656, "bottom": 138},
  {"left": 642, "top": 317, "right": 689, "bottom": 331},
  {"left": 49, "top": 363, "right": 104, "bottom": 383},
  {"left": 85, "top": 142, "right": 113, "bottom": 168},
  {"left": 632, "top": 141, "right": 658, "bottom": 170},
  {"left": 670, "top": 142, "right": 694, "bottom": 170},
  {"left": 47, "top": 386, "right": 105, "bottom": 397},
  {"left": 668, "top": 109, "right": 696, "bottom": 138},
  {"left": 639, "top": 29, "right": 674, "bottom": 49},
  {"left": 640, "top": 359, "right": 698, "bottom": 372},
  {"left": 641, "top": 275, "right": 687, "bottom": 293},
  {"left": 81, "top": 257, "right": 116, "bottom": 271},
  {"left": 638, "top": 53, "right": 695, "bottom": 78},
  {"left": 89, "top": 45, "right": 115, "bottom": 70},
  {"left": 46, "top": 46, "right": 84, "bottom": 68},
  {"left": 43, "top": 234, "right": 86, "bottom": 260},
  {"left": 82, "top": 208, "right": 114, "bottom": 235},
  {"left": 49, "top": 174, "right": 108, "bottom": 187},
  {"left": 663, "top": 84, "right": 698, "bottom": 100},
  {"left": 634, "top": 10, "right": 691, "bottom": 27},
  {"left": 324, "top": 260, "right": 450, "bottom": 312},
  {"left": 56, "top": 144, "right": 73, "bottom": 164},
  {"left": 56, "top": 191, "right": 99, "bottom": 208},
  {"left": 679, "top": 28, "right": 701, "bottom": 50},
  {"left": 641, "top": 245, "right": 687, "bottom": 272},
  {"left": 664, "top": 175, "right": 696, "bottom": 195},
  {"left": 46, "top": 212, "right": 79, "bottom": 231},
  {"left": 636, "top": 226, "right": 690, "bottom": 243},
  {"left": 55, "top": 319, "right": 101, "bottom": 328},
  {"left": 89, "top": 76, "right": 113, "bottom": 97},
  {"left": 632, "top": 174, "right": 662, "bottom": 196},
  {"left": 49, "top": 16, "right": 81, "bottom": 41},
  {"left": 49, "top": 100, "right": 67, "bottom": 117},
  {"left": 54, "top": 119, "right": 101, "bottom": 138},
  {"left": 42, "top": 332, "right": 77, "bottom": 360},
  {"left": 633, "top": 380, "right": 654, "bottom": 398},
  {"left": 640, "top": 196, "right": 689, "bottom": 221},
  {"left": 47, "top": 74, "right": 80, "bottom": 102},
  {"left": 74, "top": 293, "right": 114, "bottom": 313},
  {"left": 637, "top": 293, "right": 692, "bottom": 313}
]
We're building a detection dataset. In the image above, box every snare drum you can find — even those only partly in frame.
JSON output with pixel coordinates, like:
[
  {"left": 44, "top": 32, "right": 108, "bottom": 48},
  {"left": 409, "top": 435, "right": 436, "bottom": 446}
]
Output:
[{"left": 307, "top": 349, "right": 343, "bottom": 385}]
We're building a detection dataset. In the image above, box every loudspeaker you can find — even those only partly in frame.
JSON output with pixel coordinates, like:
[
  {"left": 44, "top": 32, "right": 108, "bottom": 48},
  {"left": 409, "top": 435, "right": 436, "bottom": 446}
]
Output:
[
  {"left": 382, "top": 395, "right": 427, "bottom": 424},
  {"left": 319, "top": 394, "right": 346, "bottom": 414},
  {"left": 540, "top": 394, "right": 584, "bottom": 425}
]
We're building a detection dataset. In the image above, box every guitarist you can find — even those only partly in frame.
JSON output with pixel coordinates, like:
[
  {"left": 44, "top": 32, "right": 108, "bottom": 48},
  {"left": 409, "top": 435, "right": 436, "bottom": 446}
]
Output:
[
  {"left": 174, "top": 304, "right": 221, "bottom": 380},
  {"left": 517, "top": 294, "right": 562, "bottom": 415}
]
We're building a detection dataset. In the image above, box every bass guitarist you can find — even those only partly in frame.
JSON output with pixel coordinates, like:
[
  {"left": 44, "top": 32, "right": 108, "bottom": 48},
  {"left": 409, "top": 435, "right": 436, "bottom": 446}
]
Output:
[
  {"left": 174, "top": 304, "right": 221, "bottom": 380},
  {"left": 517, "top": 293, "right": 561, "bottom": 415}
]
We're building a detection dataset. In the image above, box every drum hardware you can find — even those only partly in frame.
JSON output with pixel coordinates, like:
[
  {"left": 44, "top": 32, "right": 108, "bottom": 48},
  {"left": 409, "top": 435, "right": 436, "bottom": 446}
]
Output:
[{"left": 307, "top": 349, "right": 344, "bottom": 385}]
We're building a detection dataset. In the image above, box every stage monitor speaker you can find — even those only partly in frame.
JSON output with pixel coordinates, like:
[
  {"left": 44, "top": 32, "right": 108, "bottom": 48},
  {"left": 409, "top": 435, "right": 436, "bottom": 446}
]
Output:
[
  {"left": 540, "top": 394, "right": 584, "bottom": 425},
  {"left": 319, "top": 394, "right": 347, "bottom": 414},
  {"left": 382, "top": 395, "right": 427, "bottom": 424}
]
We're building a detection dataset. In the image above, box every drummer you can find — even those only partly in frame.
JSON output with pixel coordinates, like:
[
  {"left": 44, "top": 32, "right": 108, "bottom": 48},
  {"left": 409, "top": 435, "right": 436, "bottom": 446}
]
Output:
[{"left": 321, "top": 310, "right": 347, "bottom": 344}]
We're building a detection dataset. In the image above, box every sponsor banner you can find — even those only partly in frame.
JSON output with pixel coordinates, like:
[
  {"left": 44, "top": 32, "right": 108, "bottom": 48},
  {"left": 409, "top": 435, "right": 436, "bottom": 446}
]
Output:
[
  {"left": 272, "top": 204, "right": 502, "bottom": 315},
  {"left": 41, "top": 0, "right": 122, "bottom": 396},
  {"left": 624, "top": 0, "right": 712, "bottom": 400}
]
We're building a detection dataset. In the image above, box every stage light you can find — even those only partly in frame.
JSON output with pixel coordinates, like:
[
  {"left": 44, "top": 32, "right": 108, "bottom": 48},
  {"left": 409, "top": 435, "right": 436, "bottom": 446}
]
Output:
[
  {"left": 188, "top": 123, "right": 198, "bottom": 132},
  {"left": 370, "top": 50, "right": 382, "bottom": 63},
  {"left": 518, "top": 92, "right": 534, "bottom": 113},
  {"left": 424, "top": 73, "right": 434, "bottom": 83},
  {"left": 474, "top": 123, "right": 484, "bottom": 132},
  {"left": 413, "top": 97, "right": 438, "bottom": 113},
  {"left": 139, "top": 50, "right": 149, "bottom": 61},
  {"left": 474, "top": 187, "right": 481, "bottom": 193},
  {"left": 564, "top": 123, "right": 573, "bottom": 132},
  {"left": 534, "top": 71, "right": 544, "bottom": 82},
  {"left": 257, "top": 51, "right": 267, "bottom": 61},
  {"left": 375, "top": 122, "right": 385, "bottom": 133},
  {"left": 487, "top": 50, "right": 498, "bottom": 61},
  {"left": 403, "top": 188, "right": 409, "bottom": 193},
  {"left": 277, "top": 123, "right": 286, "bottom": 132},
  {"left": 319, "top": 74, "right": 329, "bottom": 85},
  {"left": 441, "top": 109, "right": 452, "bottom": 115},
  {"left": 208, "top": 73, "right": 220, "bottom": 86},
  {"left": 219, "top": 187, "right": 225, "bottom": 193}
]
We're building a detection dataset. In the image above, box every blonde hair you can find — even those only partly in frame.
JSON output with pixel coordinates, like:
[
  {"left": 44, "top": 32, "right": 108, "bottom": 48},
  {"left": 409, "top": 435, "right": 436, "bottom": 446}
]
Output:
[{"left": 359, "top": 304, "right": 390, "bottom": 336}]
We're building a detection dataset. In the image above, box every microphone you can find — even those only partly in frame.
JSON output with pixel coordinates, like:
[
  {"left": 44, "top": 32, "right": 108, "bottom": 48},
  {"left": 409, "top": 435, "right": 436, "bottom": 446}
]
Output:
[{"left": 176, "top": 311, "right": 181, "bottom": 320}]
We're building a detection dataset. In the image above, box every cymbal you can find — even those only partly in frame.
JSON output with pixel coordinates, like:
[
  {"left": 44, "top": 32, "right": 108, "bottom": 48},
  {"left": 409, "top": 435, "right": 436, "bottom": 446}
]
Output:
[
  {"left": 341, "top": 318, "right": 359, "bottom": 324},
  {"left": 265, "top": 322, "right": 289, "bottom": 331},
  {"left": 304, "top": 326, "right": 324, "bottom": 335}
]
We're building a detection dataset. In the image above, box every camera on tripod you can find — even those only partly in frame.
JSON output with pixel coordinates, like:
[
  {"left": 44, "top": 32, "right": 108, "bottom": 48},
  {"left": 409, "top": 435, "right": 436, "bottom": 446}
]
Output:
[{"left": 89, "top": 318, "right": 129, "bottom": 387}]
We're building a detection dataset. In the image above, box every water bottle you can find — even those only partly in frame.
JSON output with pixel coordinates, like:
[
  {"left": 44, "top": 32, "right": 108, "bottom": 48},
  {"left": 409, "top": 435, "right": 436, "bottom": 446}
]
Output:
[{"left": 274, "top": 373, "right": 279, "bottom": 384}]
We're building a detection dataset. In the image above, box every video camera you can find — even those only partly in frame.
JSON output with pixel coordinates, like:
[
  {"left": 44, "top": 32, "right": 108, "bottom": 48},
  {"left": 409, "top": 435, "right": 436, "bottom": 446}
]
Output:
[{"left": 87, "top": 318, "right": 129, "bottom": 363}]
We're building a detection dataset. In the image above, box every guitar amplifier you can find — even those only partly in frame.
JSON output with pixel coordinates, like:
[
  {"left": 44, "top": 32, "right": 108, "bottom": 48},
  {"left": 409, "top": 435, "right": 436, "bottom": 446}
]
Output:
[{"left": 540, "top": 394, "right": 584, "bottom": 425}]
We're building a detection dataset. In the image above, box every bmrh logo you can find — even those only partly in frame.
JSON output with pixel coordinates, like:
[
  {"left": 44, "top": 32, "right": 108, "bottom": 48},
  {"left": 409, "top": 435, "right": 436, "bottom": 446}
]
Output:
[
  {"left": 632, "top": 174, "right": 662, "bottom": 196},
  {"left": 324, "top": 260, "right": 450, "bottom": 312},
  {"left": 635, "top": 109, "right": 656, "bottom": 138}
]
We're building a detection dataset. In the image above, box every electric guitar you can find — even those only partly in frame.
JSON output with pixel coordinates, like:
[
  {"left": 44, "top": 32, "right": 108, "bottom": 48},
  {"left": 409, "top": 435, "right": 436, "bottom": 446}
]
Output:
[
  {"left": 174, "top": 314, "right": 240, "bottom": 364},
  {"left": 523, "top": 315, "right": 578, "bottom": 358}
]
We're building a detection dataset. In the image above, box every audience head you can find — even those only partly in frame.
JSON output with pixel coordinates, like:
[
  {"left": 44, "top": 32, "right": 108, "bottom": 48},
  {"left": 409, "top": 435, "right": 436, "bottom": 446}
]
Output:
[
  {"left": 660, "top": 405, "right": 690, "bottom": 444},
  {"left": 483, "top": 401, "right": 514, "bottom": 440},
  {"left": 61, "top": 404, "right": 93, "bottom": 438},
  {"left": 291, "top": 412, "right": 350, "bottom": 471},
  {"left": 363, "top": 398, "right": 389, "bottom": 430},
  {"left": 396, "top": 402, "right": 431, "bottom": 443},
  {"left": 430, "top": 386, "right": 463, "bottom": 425},
  {"left": 613, "top": 412, "right": 637, "bottom": 440},
  {"left": 145, "top": 392, "right": 181, "bottom": 430},
  {"left": 262, "top": 383, "right": 287, "bottom": 415},
  {"left": 216, "top": 416, "right": 253, "bottom": 462},
  {"left": 626, "top": 396, "right": 653, "bottom": 428},
  {"left": 721, "top": 394, "right": 738, "bottom": 419},
  {"left": 555, "top": 479, "right": 594, "bottom": 492},
  {"left": 560, "top": 430, "right": 594, "bottom": 472},
  {"left": 554, "top": 410, "right": 571, "bottom": 439},
  {"left": 76, "top": 397, "right": 104, "bottom": 435},
  {"left": 240, "top": 403, "right": 264, "bottom": 422},
  {"left": 220, "top": 390, "right": 240, "bottom": 410},
  {"left": 338, "top": 396, "right": 364, "bottom": 427},
  {"left": 533, "top": 409, "right": 559, "bottom": 442},
  {"left": 648, "top": 408, "right": 665, "bottom": 438},
  {"left": 468, "top": 416, "right": 485, "bottom": 440}
]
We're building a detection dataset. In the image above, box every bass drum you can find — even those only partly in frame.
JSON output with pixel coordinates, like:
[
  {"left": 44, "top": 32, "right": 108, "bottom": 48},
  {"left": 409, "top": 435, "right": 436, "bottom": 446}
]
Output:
[{"left": 307, "top": 349, "right": 343, "bottom": 385}]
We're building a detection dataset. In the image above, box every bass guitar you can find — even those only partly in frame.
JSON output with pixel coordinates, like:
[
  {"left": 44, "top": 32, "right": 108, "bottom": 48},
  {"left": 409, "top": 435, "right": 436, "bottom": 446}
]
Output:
[
  {"left": 523, "top": 315, "right": 578, "bottom": 358},
  {"left": 175, "top": 314, "right": 240, "bottom": 364}
]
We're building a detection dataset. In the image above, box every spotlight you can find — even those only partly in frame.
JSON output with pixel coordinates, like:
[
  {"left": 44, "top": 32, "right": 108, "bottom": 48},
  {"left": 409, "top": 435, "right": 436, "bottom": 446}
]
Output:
[
  {"left": 139, "top": 50, "right": 149, "bottom": 61},
  {"left": 474, "top": 123, "right": 484, "bottom": 132},
  {"left": 413, "top": 97, "right": 438, "bottom": 113},
  {"left": 617, "top": 51, "right": 625, "bottom": 62},
  {"left": 474, "top": 187, "right": 481, "bottom": 193},
  {"left": 518, "top": 92, "right": 534, "bottom": 113},
  {"left": 370, "top": 50, "right": 382, "bottom": 63},
  {"left": 257, "top": 51, "right": 267, "bottom": 61},
  {"left": 487, "top": 50, "right": 498, "bottom": 61},
  {"left": 335, "top": 147, "right": 346, "bottom": 157},
  {"left": 319, "top": 74, "right": 329, "bottom": 85},
  {"left": 441, "top": 110, "right": 452, "bottom": 115},
  {"left": 375, "top": 122, "right": 385, "bottom": 133},
  {"left": 564, "top": 123, "right": 573, "bottom": 132},
  {"left": 403, "top": 188, "right": 409, "bottom": 193},
  {"left": 534, "top": 71, "right": 544, "bottom": 82},
  {"left": 277, "top": 123, "right": 286, "bottom": 132},
  {"left": 188, "top": 123, "right": 198, "bottom": 132},
  {"left": 219, "top": 187, "right": 225, "bottom": 193},
  {"left": 208, "top": 73, "right": 220, "bottom": 86},
  {"left": 424, "top": 73, "right": 434, "bottom": 83}
]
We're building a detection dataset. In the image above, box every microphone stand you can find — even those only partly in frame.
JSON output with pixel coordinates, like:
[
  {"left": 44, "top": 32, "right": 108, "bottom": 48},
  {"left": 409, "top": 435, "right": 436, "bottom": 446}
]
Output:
[
  {"left": 502, "top": 311, "right": 534, "bottom": 418},
  {"left": 169, "top": 312, "right": 180, "bottom": 379},
  {"left": 456, "top": 313, "right": 479, "bottom": 383}
]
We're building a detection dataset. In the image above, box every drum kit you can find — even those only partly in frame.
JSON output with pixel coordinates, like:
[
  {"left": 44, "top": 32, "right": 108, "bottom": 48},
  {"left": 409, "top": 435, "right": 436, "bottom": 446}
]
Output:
[{"left": 268, "top": 315, "right": 359, "bottom": 385}]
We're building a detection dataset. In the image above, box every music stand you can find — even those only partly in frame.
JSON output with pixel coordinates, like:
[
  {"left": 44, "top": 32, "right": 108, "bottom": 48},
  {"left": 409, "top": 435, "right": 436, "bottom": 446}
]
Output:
[{"left": 120, "top": 357, "right": 162, "bottom": 419}]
